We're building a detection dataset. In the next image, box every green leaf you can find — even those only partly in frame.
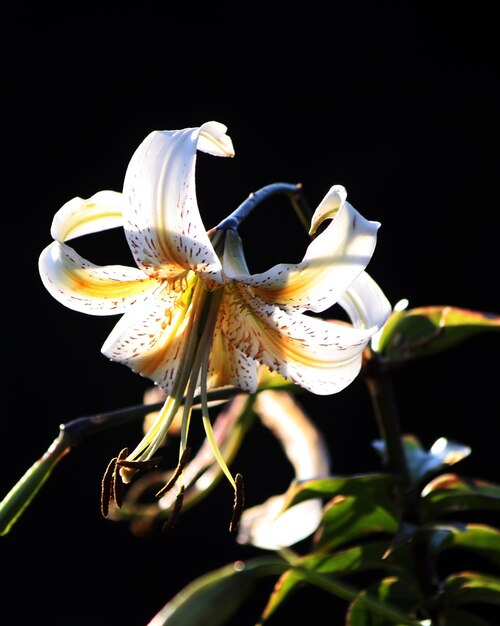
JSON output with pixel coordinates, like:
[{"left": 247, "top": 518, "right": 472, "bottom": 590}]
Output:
[
  {"left": 347, "top": 576, "right": 422, "bottom": 625},
  {"left": 373, "top": 435, "right": 470, "bottom": 486},
  {"left": 426, "top": 523, "right": 500, "bottom": 568},
  {"left": 375, "top": 305, "right": 500, "bottom": 362},
  {"left": 283, "top": 474, "right": 402, "bottom": 511},
  {"left": 280, "top": 474, "right": 402, "bottom": 551},
  {"left": 146, "top": 557, "right": 287, "bottom": 626},
  {"left": 420, "top": 474, "right": 500, "bottom": 522},
  {"left": 261, "top": 542, "right": 403, "bottom": 623},
  {"left": 317, "top": 493, "right": 400, "bottom": 551},
  {"left": 443, "top": 571, "right": 500, "bottom": 608}
]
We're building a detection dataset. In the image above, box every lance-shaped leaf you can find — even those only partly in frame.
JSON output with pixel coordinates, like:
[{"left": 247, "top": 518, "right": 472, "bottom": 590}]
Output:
[
  {"left": 146, "top": 557, "right": 286, "bottom": 626},
  {"left": 346, "top": 576, "right": 423, "bottom": 625},
  {"left": 372, "top": 435, "right": 471, "bottom": 486},
  {"left": 374, "top": 305, "right": 500, "bottom": 362},
  {"left": 420, "top": 474, "right": 500, "bottom": 522},
  {"left": 443, "top": 571, "right": 500, "bottom": 609},
  {"left": 282, "top": 474, "right": 402, "bottom": 551},
  {"left": 261, "top": 541, "right": 406, "bottom": 623},
  {"left": 425, "top": 523, "right": 500, "bottom": 568}
]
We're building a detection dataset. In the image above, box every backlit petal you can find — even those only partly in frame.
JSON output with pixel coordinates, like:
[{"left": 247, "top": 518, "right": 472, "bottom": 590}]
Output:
[
  {"left": 338, "top": 271, "right": 392, "bottom": 329},
  {"left": 101, "top": 281, "right": 196, "bottom": 394},
  {"left": 39, "top": 241, "right": 156, "bottom": 315},
  {"left": 223, "top": 186, "right": 380, "bottom": 313},
  {"left": 237, "top": 389, "right": 329, "bottom": 549},
  {"left": 220, "top": 284, "right": 378, "bottom": 395},
  {"left": 50, "top": 190, "right": 124, "bottom": 242},
  {"left": 122, "top": 122, "right": 232, "bottom": 283}
]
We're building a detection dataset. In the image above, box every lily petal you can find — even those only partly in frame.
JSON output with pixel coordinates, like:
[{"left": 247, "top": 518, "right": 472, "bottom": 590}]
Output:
[
  {"left": 338, "top": 271, "right": 392, "bottom": 329},
  {"left": 221, "top": 285, "right": 377, "bottom": 395},
  {"left": 237, "top": 390, "right": 329, "bottom": 549},
  {"left": 222, "top": 186, "right": 380, "bottom": 313},
  {"left": 101, "top": 281, "right": 197, "bottom": 394},
  {"left": 39, "top": 241, "right": 156, "bottom": 315},
  {"left": 50, "top": 190, "right": 124, "bottom": 242},
  {"left": 122, "top": 122, "right": 232, "bottom": 283},
  {"left": 207, "top": 326, "right": 258, "bottom": 392}
]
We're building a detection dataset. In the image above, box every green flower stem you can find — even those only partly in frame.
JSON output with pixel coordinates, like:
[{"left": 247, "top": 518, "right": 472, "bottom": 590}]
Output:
[
  {"left": 279, "top": 548, "right": 422, "bottom": 626},
  {"left": 364, "top": 353, "right": 411, "bottom": 485}
]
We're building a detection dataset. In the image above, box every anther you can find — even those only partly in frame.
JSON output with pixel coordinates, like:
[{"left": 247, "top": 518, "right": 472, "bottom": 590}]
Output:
[
  {"left": 155, "top": 447, "right": 192, "bottom": 498},
  {"left": 162, "top": 486, "right": 185, "bottom": 531},
  {"left": 100, "top": 456, "right": 117, "bottom": 518},
  {"left": 112, "top": 448, "right": 128, "bottom": 508},
  {"left": 229, "top": 473, "right": 245, "bottom": 533}
]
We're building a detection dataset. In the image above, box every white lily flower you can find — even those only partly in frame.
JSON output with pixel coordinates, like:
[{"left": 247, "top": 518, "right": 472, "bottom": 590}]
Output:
[{"left": 38, "top": 121, "right": 390, "bottom": 524}]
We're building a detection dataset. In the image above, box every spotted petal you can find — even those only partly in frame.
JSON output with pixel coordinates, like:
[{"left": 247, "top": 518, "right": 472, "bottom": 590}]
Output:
[
  {"left": 207, "top": 325, "right": 258, "bottom": 392},
  {"left": 123, "top": 121, "right": 233, "bottom": 283},
  {"left": 39, "top": 241, "right": 157, "bottom": 315},
  {"left": 101, "top": 280, "right": 198, "bottom": 394},
  {"left": 223, "top": 185, "right": 380, "bottom": 313},
  {"left": 221, "top": 284, "right": 377, "bottom": 395}
]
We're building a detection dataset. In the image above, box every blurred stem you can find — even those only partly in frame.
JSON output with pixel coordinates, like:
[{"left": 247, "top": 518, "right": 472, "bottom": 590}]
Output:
[{"left": 363, "top": 350, "right": 410, "bottom": 484}]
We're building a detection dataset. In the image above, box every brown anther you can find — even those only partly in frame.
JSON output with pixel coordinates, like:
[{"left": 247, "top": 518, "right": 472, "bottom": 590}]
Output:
[
  {"left": 101, "top": 456, "right": 117, "bottom": 518},
  {"left": 111, "top": 448, "right": 128, "bottom": 508},
  {"left": 229, "top": 473, "right": 245, "bottom": 534},
  {"left": 155, "top": 447, "right": 192, "bottom": 498},
  {"left": 162, "top": 486, "right": 185, "bottom": 531}
]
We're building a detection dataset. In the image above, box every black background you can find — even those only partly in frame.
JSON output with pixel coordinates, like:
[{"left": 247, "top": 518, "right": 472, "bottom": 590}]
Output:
[{"left": 3, "top": 3, "right": 499, "bottom": 625}]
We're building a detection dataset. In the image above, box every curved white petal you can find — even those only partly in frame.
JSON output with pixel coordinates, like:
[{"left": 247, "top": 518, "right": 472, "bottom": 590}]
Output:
[
  {"left": 101, "top": 281, "right": 196, "bottom": 394},
  {"left": 237, "top": 390, "right": 329, "bottom": 549},
  {"left": 338, "top": 271, "right": 391, "bottom": 329},
  {"left": 237, "top": 494, "right": 323, "bottom": 550},
  {"left": 122, "top": 122, "right": 232, "bottom": 283},
  {"left": 50, "top": 190, "right": 124, "bottom": 242},
  {"left": 39, "top": 241, "right": 156, "bottom": 315},
  {"left": 223, "top": 186, "right": 380, "bottom": 314},
  {"left": 221, "top": 285, "right": 378, "bottom": 395}
]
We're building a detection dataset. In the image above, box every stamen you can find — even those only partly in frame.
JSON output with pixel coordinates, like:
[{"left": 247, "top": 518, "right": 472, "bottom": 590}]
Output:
[
  {"left": 162, "top": 486, "right": 185, "bottom": 531},
  {"left": 229, "top": 473, "right": 245, "bottom": 533},
  {"left": 112, "top": 448, "right": 128, "bottom": 508},
  {"left": 155, "top": 447, "right": 192, "bottom": 498},
  {"left": 100, "top": 456, "right": 117, "bottom": 518}
]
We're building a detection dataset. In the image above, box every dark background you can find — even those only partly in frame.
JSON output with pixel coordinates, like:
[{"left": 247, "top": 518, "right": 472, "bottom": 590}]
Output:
[{"left": 3, "top": 3, "right": 499, "bottom": 625}]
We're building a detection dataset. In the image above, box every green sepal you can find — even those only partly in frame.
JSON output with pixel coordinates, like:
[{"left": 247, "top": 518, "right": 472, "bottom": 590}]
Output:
[{"left": 0, "top": 432, "right": 71, "bottom": 536}]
